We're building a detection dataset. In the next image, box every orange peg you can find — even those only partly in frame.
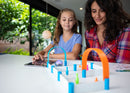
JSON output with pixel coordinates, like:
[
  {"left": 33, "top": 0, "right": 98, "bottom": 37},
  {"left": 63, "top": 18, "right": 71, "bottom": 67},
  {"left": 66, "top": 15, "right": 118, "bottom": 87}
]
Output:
[
  {"left": 95, "top": 77, "right": 98, "bottom": 82},
  {"left": 79, "top": 65, "right": 82, "bottom": 68}
]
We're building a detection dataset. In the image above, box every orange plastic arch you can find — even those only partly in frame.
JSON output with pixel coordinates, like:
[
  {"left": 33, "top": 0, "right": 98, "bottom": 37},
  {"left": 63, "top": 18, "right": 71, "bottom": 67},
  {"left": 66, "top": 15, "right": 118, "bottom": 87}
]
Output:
[{"left": 82, "top": 48, "right": 109, "bottom": 80}]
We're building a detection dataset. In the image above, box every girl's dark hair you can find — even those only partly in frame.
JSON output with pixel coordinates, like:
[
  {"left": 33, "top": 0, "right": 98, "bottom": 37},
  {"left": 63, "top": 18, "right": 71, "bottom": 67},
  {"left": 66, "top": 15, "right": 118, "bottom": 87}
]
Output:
[
  {"left": 53, "top": 8, "right": 78, "bottom": 45},
  {"left": 84, "top": 0, "right": 130, "bottom": 42}
]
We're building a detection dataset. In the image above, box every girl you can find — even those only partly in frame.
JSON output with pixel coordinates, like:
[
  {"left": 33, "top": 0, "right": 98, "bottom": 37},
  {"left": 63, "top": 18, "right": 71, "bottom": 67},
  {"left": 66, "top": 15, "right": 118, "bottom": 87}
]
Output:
[
  {"left": 33, "top": 8, "right": 82, "bottom": 64},
  {"left": 84, "top": 0, "right": 130, "bottom": 63}
]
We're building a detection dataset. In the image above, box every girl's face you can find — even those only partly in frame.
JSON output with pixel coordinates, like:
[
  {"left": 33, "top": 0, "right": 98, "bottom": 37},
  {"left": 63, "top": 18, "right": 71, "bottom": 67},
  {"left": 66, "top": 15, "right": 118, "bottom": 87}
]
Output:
[
  {"left": 91, "top": 1, "right": 106, "bottom": 26},
  {"left": 60, "top": 11, "right": 75, "bottom": 32}
]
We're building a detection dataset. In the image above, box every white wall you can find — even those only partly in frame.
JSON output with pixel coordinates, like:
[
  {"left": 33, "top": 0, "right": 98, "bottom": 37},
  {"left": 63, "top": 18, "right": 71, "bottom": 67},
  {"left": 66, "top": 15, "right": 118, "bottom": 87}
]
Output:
[
  {"left": 121, "top": 0, "right": 130, "bottom": 14},
  {"left": 81, "top": 21, "right": 86, "bottom": 54}
]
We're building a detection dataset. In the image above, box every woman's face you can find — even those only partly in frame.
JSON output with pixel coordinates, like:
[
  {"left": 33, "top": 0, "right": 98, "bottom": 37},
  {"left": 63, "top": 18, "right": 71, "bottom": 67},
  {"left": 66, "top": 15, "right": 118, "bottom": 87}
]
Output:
[
  {"left": 91, "top": 1, "right": 106, "bottom": 26},
  {"left": 60, "top": 11, "right": 75, "bottom": 32}
]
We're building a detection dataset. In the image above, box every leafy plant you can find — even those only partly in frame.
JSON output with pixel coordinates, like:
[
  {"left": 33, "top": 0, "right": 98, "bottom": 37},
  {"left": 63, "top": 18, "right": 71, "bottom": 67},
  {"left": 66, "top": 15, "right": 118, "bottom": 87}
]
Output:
[
  {"left": 0, "top": 0, "right": 57, "bottom": 55},
  {"left": 3, "top": 48, "right": 29, "bottom": 55}
]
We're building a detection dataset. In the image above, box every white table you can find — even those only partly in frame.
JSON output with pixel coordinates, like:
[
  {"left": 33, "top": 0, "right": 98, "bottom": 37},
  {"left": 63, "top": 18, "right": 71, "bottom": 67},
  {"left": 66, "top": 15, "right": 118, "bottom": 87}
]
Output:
[{"left": 0, "top": 54, "right": 130, "bottom": 93}]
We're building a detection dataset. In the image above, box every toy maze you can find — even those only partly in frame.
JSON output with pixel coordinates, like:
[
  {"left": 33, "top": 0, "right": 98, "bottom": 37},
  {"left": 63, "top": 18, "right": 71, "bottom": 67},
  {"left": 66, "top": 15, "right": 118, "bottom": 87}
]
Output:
[{"left": 47, "top": 47, "right": 110, "bottom": 93}]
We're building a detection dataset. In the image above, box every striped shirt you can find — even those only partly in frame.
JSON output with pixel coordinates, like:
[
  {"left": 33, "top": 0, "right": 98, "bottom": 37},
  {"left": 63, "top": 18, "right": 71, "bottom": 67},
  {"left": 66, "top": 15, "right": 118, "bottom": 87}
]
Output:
[{"left": 85, "top": 27, "right": 130, "bottom": 64}]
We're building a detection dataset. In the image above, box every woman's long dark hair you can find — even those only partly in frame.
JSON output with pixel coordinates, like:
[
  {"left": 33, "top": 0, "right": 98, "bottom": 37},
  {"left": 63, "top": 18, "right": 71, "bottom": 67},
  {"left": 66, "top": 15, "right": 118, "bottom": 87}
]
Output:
[{"left": 84, "top": 0, "right": 130, "bottom": 42}]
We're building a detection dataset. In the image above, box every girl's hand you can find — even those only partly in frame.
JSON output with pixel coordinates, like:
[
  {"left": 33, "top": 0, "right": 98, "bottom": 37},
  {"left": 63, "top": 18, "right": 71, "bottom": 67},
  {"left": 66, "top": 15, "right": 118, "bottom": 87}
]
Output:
[
  {"left": 43, "top": 52, "right": 53, "bottom": 59},
  {"left": 43, "top": 52, "right": 48, "bottom": 58},
  {"left": 32, "top": 51, "right": 45, "bottom": 61}
]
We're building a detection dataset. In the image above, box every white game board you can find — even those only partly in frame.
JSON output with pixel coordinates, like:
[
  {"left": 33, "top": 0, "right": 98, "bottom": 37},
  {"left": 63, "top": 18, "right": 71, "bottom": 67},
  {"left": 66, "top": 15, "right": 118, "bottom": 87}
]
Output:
[{"left": 48, "top": 60, "right": 107, "bottom": 93}]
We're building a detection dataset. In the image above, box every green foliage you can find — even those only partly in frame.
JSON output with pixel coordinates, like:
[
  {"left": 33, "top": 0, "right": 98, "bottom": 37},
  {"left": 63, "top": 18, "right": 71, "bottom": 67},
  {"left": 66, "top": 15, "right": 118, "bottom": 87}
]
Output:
[
  {"left": 0, "top": 0, "right": 29, "bottom": 43},
  {"left": 0, "top": 0, "right": 57, "bottom": 55},
  {"left": 31, "top": 9, "right": 57, "bottom": 51},
  {"left": 3, "top": 48, "right": 29, "bottom": 55}
]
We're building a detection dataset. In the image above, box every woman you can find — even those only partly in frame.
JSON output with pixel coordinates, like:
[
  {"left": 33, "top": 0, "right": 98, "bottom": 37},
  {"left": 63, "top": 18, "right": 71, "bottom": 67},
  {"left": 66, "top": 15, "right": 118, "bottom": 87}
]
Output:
[{"left": 84, "top": 0, "right": 130, "bottom": 63}]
